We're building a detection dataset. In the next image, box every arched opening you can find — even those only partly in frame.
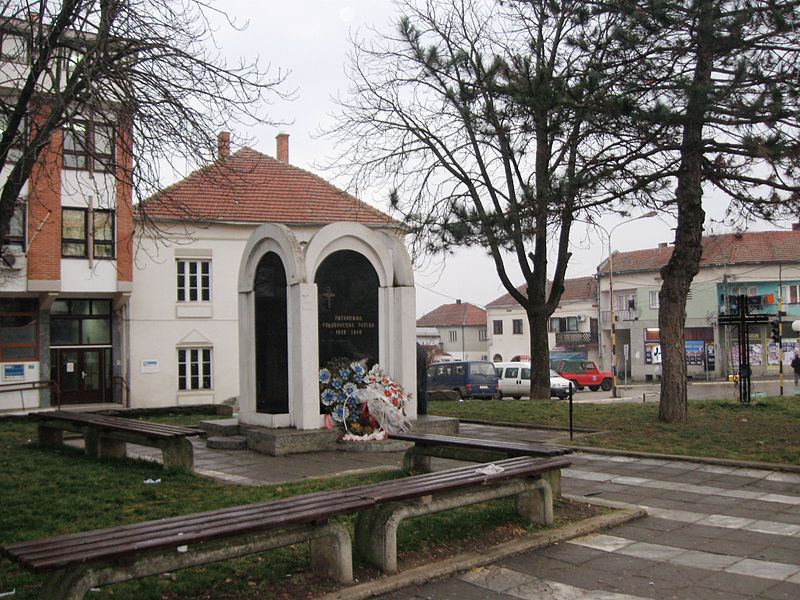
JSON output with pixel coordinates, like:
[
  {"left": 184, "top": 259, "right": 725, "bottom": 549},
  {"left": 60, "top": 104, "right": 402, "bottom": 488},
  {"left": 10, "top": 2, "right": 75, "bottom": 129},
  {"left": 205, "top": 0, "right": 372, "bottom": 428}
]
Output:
[
  {"left": 314, "top": 250, "right": 379, "bottom": 368},
  {"left": 254, "top": 252, "right": 288, "bottom": 414},
  {"left": 493, "top": 353, "right": 503, "bottom": 363}
]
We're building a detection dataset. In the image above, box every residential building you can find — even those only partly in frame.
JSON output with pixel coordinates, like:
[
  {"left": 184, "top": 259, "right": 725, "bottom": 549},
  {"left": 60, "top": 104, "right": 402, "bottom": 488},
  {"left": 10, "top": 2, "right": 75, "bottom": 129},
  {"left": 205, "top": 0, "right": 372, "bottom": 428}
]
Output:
[
  {"left": 485, "top": 277, "right": 599, "bottom": 364},
  {"left": 129, "top": 133, "right": 412, "bottom": 416},
  {"left": 0, "top": 26, "right": 134, "bottom": 410},
  {"left": 416, "top": 300, "right": 488, "bottom": 361},
  {"left": 596, "top": 228, "right": 800, "bottom": 381}
]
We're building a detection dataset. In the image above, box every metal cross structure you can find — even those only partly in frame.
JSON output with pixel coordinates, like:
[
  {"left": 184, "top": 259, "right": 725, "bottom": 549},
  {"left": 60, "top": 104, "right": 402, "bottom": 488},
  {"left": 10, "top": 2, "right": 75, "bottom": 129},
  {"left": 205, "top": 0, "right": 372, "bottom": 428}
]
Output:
[{"left": 717, "top": 294, "right": 770, "bottom": 403}]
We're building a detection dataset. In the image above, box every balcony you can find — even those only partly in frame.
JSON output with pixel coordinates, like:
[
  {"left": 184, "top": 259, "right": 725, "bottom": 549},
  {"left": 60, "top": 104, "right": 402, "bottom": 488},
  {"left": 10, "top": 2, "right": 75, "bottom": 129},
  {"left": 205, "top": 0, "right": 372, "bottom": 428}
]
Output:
[
  {"left": 600, "top": 309, "right": 639, "bottom": 325},
  {"left": 554, "top": 331, "right": 598, "bottom": 346}
]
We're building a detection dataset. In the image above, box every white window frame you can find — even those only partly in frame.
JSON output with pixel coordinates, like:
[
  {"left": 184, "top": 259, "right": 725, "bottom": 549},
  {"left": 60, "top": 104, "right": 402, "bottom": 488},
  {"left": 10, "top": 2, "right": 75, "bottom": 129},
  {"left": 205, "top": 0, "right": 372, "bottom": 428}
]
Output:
[
  {"left": 177, "top": 259, "right": 211, "bottom": 302},
  {"left": 449, "top": 330, "right": 457, "bottom": 342},
  {"left": 479, "top": 328, "right": 488, "bottom": 341},
  {"left": 177, "top": 347, "right": 213, "bottom": 391},
  {"left": 649, "top": 291, "right": 660, "bottom": 309},
  {"left": 512, "top": 319, "right": 523, "bottom": 335},
  {"left": 782, "top": 284, "right": 800, "bottom": 305}
]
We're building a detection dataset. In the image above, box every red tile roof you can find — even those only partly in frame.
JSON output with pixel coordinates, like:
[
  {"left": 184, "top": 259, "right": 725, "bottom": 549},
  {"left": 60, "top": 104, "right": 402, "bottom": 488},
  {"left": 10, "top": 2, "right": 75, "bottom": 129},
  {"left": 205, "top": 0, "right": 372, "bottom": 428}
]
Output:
[
  {"left": 597, "top": 230, "right": 800, "bottom": 274},
  {"left": 141, "top": 148, "right": 398, "bottom": 227},
  {"left": 485, "top": 277, "right": 598, "bottom": 309},
  {"left": 416, "top": 302, "right": 487, "bottom": 327}
]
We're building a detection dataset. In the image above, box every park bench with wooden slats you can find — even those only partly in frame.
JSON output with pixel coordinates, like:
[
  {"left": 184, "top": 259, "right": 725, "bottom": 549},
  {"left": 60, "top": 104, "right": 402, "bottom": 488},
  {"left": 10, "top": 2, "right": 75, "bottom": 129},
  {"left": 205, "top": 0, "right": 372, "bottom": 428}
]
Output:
[
  {"left": 389, "top": 431, "right": 572, "bottom": 496},
  {"left": 1, "top": 455, "right": 569, "bottom": 599},
  {"left": 30, "top": 410, "right": 205, "bottom": 470}
]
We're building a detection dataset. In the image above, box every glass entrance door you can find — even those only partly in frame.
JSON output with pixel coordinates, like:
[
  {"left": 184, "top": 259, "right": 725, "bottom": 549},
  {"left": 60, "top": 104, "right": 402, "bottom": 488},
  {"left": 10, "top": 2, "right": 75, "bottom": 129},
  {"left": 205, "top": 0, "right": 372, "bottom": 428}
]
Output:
[{"left": 52, "top": 348, "right": 111, "bottom": 404}]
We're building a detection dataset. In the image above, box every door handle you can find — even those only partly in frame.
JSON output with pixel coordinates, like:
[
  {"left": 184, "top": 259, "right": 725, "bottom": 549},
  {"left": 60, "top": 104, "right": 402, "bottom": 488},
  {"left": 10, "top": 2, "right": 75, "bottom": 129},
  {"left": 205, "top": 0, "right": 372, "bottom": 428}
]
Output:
[{"left": 81, "top": 371, "right": 86, "bottom": 380}]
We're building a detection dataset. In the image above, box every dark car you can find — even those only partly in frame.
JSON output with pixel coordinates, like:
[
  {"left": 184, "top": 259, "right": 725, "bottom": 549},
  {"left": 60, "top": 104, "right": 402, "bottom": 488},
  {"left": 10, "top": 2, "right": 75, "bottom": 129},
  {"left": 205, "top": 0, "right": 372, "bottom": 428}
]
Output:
[{"left": 427, "top": 360, "right": 499, "bottom": 399}]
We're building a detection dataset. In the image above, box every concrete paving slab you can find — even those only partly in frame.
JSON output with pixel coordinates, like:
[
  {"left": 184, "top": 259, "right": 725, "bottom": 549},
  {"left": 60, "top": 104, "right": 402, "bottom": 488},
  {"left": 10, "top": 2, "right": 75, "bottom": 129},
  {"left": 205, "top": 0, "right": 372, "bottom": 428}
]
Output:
[{"left": 725, "top": 558, "right": 800, "bottom": 581}]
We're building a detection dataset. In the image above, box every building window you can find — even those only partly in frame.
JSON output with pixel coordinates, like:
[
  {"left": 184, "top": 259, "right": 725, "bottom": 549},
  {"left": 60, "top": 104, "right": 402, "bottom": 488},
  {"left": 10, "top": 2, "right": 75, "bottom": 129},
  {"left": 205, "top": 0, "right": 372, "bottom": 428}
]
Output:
[
  {"left": 177, "top": 260, "right": 211, "bottom": 302},
  {"left": 478, "top": 328, "right": 488, "bottom": 341},
  {"left": 649, "top": 291, "right": 660, "bottom": 309},
  {"left": 50, "top": 299, "right": 111, "bottom": 346},
  {"left": 3, "top": 199, "right": 25, "bottom": 251},
  {"left": 549, "top": 317, "right": 578, "bottom": 332},
  {"left": 513, "top": 319, "right": 523, "bottom": 335},
  {"left": 782, "top": 284, "right": 800, "bottom": 305},
  {"left": 493, "top": 319, "right": 503, "bottom": 335},
  {"left": 178, "top": 348, "right": 212, "bottom": 390},
  {"left": 62, "top": 120, "right": 115, "bottom": 172},
  {"left": 732, "top": 286, "right": 758, "bottom": 298},
  {"left": 449, "top": 330, "right": 457, "bottom": 342},
  {"left": 0, "top": 113, "right": 26, "bottom": 161},
  {"left": 0, "top": 298, "right": 38, "bottom": 361},
  {"left": 0, "top": 32, "right": 27, "bottom": 62},
  {"left": 61, "top": 207, "right": 115, "bottom": 258}
]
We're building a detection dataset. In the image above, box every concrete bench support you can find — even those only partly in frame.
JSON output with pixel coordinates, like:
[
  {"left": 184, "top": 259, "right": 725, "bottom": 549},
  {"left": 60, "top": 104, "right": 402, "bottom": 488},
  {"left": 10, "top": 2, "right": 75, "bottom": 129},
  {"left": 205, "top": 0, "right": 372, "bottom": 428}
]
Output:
[
  {"left": 38, "top": 522, "right": 353, "bottom": 600},
  {"left": 355, "top": 477, "right": 552, "bottom": 574}
]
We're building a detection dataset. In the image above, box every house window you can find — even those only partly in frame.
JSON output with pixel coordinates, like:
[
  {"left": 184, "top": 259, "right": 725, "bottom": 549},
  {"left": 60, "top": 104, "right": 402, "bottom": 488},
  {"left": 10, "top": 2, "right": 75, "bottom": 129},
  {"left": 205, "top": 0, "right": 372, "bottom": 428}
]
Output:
[
  {"left": 0, "top": 113, "right": 26, "bottom": 161},
  {"left": 178, "top": 348, "right": 212, "bottom": 390},
  {"left": 61, "top": 207, "right": 115, "bottom": 258},
  {"left": 614, "top": 292, "right": 636, "bottom": 311},
  {"left": 549, "top": 317, "right": 578, "bottom": 332},
  {"left": 493, "top": 319, "right": 503, "bottom": 335},
  {"left": 732, "top": 286, "right": 757, "bottom": 298},
  {"left": 177, "top": 260, "right": 211, "bottom": 302},
  {"left": 782, "top": 284, "right": 800, "bottom": 305},
  {"left": 513, "top": 319, "right": 523, "bottom": 334},
  {"left": 478, "top": 328, "right": 488, "bottom": 341},
  {"left": 0, "top": 298, "right": 38, "bottom": 361},
  {"left": 50, "top": 299, "right": 111, "bottom": 346},
  {"left": 63, "top": 120, "right": 115, "bottom": 172},
  {"left": 649, "top": 291, "right": 660, "bottom": 309},
  {"left": 3, "top": 199, "right": 25, "bottom": 251},
  {"left": 0, "top": 32, "right": 27, "bottom": 62},
  {"left": 449, "top": 330, "right": 457, "bottom": 342}
]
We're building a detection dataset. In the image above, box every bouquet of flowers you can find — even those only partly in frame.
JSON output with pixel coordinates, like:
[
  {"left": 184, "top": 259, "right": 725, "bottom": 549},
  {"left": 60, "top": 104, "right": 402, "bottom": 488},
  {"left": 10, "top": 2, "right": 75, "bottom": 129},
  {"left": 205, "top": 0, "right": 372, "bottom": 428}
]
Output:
[{"left": 319, "top": 358, "right": 410, "bottom": 436}]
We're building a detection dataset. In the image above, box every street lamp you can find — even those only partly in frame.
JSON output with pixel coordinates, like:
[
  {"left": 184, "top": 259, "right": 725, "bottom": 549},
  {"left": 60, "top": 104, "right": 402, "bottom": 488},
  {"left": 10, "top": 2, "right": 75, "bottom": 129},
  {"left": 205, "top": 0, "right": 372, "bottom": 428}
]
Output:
[{"left": 604, "top": 211, "right": 658, "bottom": 398}]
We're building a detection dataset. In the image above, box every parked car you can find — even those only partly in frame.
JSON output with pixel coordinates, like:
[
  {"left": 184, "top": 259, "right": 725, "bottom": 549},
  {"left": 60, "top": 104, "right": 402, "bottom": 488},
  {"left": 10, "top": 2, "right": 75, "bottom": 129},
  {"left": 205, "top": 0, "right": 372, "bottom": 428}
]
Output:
[
  {"left": 427, "top": 360, "right": 499, "bottom": 400},
  {"left": 550, "top": 359, "right": 613, "bottom": 391},
  {"left": 495, "top": 362, "right": 573, "bottom": 399}
]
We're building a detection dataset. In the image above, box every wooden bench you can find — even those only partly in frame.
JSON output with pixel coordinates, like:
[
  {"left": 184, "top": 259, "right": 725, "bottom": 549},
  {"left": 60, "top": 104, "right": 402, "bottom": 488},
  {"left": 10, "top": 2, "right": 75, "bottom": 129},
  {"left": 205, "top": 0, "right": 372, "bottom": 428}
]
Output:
[
  {"left": 30, "top": 411, "right": 205, "bottom": 471},
  {"left": 389, "top": 431, "right": 572, "bottom": 497},
  {"left": 1, "top": 455, "right": 569, "bottom": 599}
]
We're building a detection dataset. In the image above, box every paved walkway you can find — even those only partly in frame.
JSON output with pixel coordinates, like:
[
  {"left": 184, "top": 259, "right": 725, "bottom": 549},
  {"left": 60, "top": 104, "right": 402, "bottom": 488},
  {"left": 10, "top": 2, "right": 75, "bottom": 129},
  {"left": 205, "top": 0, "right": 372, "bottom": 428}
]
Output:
[{"left": 125, "top": 422, "right": 800, "bottom": 599}]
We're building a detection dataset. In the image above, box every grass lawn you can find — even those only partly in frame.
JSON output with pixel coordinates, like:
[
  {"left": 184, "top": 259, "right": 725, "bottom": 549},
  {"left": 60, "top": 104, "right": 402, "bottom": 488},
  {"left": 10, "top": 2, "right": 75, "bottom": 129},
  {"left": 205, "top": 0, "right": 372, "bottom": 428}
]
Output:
[
  {"left": 429, "top": 396, "right": 800, "bottom": 465},
  {"left": 0, "top": 418, "right": 593, "bottom": 599}
]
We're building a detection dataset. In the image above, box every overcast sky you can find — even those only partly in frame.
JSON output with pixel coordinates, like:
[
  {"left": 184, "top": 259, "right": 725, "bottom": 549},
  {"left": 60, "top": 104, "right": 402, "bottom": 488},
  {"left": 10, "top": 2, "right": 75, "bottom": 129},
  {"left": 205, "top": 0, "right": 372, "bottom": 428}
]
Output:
[{"left": 207, "top": 1, "right": 793, "bottom": 317}]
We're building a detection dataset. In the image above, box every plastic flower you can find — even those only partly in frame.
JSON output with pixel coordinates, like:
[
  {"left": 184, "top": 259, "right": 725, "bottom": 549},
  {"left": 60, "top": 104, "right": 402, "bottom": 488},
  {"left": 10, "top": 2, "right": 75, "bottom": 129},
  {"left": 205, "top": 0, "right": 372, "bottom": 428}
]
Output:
[
  {"left": 339, "top": 367, "right": 351, "bottom": 379},
  {"left": 332, "top": 404, "right": 349, "bottom": 423},
  {"left": 332, "top": 377, "right": 343, "bottom": 390},
  {"left": 319, "top": 368, "right": 331, "bottom": 384},
  {"left": 320, "top": 389, "right": 336, "bottom": 406},
  {"left": 343, "top": 382, "right": 358, "bottom": 398}
]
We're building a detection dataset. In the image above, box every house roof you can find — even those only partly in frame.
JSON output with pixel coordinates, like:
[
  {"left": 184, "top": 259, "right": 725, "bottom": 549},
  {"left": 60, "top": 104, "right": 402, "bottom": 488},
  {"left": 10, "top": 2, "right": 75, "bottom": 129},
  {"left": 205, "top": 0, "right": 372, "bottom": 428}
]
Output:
[
  {"left": 416, "top": 302, "right": 487, "bottom": 327},
  {"left": 141, "top": 147, "right": 398, "bottom": 227},
  {"left": 597, "top": 229, "right": 800, "bottom": 275},
  {"left": 485, "top": 276, "right": 598, "bottom": 309}
]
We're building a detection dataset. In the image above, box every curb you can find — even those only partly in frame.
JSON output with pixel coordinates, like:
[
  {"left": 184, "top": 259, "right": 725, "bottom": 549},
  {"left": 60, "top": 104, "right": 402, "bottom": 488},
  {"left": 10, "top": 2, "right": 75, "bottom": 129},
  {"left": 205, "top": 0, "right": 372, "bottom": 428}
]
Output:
[
  {"left": 459, "top": 417, "right": 598, "bottom": 434},
  {"left": 566, "top": 445, "right": 800, "bottom": 473},
  {"left": 318, "top": 497, "right": 646, "bottom": 600}
]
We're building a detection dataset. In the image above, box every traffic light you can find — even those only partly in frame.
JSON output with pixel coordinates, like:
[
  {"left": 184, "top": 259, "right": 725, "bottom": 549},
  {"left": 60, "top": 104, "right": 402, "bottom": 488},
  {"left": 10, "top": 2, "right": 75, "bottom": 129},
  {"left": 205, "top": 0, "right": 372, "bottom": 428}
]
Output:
[{"left": 770, "top": 320, "right": 781, "bottom": 344}]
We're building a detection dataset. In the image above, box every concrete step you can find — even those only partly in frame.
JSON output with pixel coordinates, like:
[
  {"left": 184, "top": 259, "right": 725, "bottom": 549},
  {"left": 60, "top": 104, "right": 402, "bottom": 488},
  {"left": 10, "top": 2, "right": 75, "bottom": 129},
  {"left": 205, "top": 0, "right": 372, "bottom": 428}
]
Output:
[
  {"left": 198, "top": 418, "right": 240, "bottom": 437},
  {"left": 206, "top": 435, "right": 247, "bottom": 450}
]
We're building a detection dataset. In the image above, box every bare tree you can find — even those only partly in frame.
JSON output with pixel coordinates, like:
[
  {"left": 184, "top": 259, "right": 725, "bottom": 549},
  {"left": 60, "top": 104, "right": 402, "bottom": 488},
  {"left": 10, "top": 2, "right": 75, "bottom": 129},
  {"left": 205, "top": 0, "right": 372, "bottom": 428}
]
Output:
[
  {"left": 327, "top": 0, "right": 668, "bottom": 398},
  {"left": 607, "top": 0, "right": 800, "bottom": 422},
  {"left": 0, "top": 0, "right": 289, "bottom": 251}
]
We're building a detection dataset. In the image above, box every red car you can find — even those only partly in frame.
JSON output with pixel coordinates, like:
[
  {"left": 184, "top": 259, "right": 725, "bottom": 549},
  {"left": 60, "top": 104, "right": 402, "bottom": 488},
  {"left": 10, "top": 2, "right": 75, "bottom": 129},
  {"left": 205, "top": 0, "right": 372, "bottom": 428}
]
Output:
[{"left": 550, "top": 359, "right": 613, "bottom": 392}]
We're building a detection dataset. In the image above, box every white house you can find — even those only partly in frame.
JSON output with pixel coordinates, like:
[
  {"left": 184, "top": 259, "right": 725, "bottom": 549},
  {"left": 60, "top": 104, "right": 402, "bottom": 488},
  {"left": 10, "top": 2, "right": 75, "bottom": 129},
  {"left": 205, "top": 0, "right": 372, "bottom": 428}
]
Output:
[
  {"left": 416, "top": 300, "right": 489, "bottom": 361},
  {"left": 485, "top": 277, "right": 599, "bottom": 364},
  {"left": 129, "top": 134, "right": 417, "bottom": 428}
]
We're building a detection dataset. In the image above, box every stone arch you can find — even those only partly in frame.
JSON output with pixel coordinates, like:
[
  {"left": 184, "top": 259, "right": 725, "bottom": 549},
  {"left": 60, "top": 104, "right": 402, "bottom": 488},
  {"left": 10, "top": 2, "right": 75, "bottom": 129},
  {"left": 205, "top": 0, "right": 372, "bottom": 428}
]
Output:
[
  {"left": 238, "top": 223, "right": 303, "bottom": 293},
  {"left": 304, "top": 223, "right": 393, "bottom": 287},
  {"left": 378, "top": 230, "right": 414, "bottom": 287}
]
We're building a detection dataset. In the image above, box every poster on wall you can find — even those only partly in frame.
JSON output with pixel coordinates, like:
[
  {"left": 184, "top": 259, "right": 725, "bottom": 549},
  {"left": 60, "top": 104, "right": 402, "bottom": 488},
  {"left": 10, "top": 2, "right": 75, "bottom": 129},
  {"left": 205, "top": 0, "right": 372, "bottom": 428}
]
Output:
[
  {"left": 644, "top": 342, "right": 662, "bottom": 364},
  {"left": 730, "top": 343, "right": 764, "bottom": 367},
  {"left": 644, "top": 340, "right": 707, "bottom": 366},
  {"left": 768, "top": 339, "right": 800, "bottom": 365}
]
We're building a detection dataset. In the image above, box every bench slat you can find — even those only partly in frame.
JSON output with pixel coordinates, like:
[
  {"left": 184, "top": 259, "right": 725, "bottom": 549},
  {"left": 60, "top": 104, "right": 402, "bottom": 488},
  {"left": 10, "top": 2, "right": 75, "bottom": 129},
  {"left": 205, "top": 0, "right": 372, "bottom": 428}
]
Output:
[
  {"left": 3, "top": 456, "right": 569, "bottom": 572},
  {"left": 389, "top": 432, "right": 571, "bottom": 456},
  {"left": 31, "top": 411, "right": 205, "bottom": 438}
]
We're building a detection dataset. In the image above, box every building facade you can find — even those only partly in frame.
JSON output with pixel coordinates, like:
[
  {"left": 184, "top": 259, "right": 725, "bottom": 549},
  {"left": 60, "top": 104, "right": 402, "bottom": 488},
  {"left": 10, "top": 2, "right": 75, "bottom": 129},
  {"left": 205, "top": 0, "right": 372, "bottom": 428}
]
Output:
[
  {"left": 0, "top": 26, "right": 134, "bottom": 410},
  {"left": 596, "top": 229, "right": 800, "bottom": 381},
  {"left": 129, "top": 134, "right": 416, "bottom": 426},
  {"left": 416, "top": 300, "right": 488, "bottom": 361},
  {"left": 485, "top": 277, "right": 599, "bottom": 365}
]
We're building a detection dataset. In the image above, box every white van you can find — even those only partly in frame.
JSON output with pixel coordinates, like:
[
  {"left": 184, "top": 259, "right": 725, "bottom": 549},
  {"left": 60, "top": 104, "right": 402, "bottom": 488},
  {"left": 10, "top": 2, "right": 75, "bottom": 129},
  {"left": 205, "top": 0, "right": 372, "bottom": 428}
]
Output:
[{"left": 494, "top": 362, "right": 572, "bottom": 399}]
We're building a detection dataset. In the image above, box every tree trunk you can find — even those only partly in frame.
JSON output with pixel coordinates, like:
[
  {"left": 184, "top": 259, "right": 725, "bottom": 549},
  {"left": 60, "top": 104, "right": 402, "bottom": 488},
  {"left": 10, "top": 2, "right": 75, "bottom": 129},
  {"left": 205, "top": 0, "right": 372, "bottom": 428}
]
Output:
[
  {"left": 658, "top": 0, "right": 714, "bottom": 424},
  {"left": 527, "top": 307, "right": 551, "bottom": 400}
]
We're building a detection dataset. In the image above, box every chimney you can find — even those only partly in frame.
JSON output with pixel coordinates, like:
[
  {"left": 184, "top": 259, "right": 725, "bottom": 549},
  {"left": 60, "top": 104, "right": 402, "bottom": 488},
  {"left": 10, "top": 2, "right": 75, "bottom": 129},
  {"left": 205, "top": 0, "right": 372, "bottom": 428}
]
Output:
[
  {"left": 793, "top": 223, "right": 800, "bottom": 231},
  {"left": 456, "top": 299, "right": 462, "bottom": 304},
  {"left": 658, "top": 242, "right": 668, "bottom": 248},
  {"left": 276, "top": 133, "right": 289, "bottom": 163},
  {"left": 217, "top": 131, "right": 230, "bottom": 158}
]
